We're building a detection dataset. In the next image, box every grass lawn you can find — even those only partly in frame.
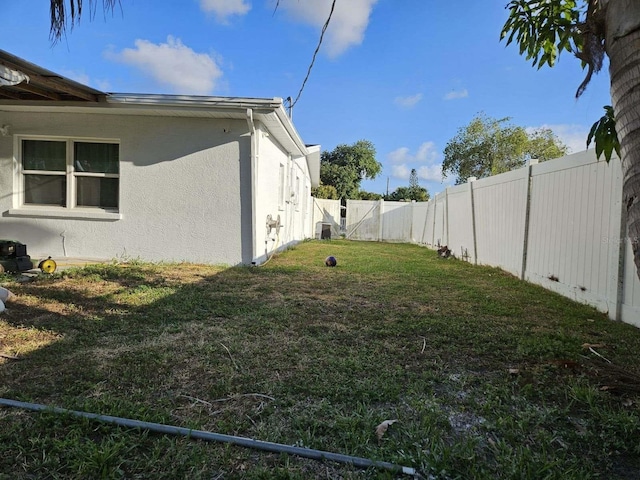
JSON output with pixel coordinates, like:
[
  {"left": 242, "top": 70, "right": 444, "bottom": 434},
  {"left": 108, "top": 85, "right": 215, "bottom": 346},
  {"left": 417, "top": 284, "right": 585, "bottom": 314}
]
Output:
[{"left": 0, "top": 239, "right": 639, "bottom": 479}]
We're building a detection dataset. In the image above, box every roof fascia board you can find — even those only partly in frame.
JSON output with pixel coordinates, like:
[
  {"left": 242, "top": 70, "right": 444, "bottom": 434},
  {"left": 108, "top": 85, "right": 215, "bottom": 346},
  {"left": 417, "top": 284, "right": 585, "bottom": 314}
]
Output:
[
  {"left": 305, "top": 145, "right": 321, "bottom": 188},
  {"left": 272, "top": 105, "right": 308, "bottom": 155},
  {"left": 268, "top": 106, "right": 319, "bottom": 185},
  {"left": 254, "top": 111, "right": 307, "bottom": 158},
  {"left": 106, "top": 93, "right": 283, "bottom": 111},
  {"left": 0, "top": 95, "right": 314, "bottom": 162}
]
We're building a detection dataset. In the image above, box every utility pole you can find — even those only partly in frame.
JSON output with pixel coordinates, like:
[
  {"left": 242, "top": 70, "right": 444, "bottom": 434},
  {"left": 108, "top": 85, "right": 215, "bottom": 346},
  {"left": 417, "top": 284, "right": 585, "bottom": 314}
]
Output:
[{"left": 286, "top": 97, "right": 293, "bottom": 119}]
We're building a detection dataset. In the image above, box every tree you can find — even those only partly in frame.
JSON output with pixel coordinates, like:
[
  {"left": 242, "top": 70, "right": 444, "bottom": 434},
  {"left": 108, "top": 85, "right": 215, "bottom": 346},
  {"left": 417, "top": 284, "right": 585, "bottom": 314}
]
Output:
[
  {"left": 359, "top": 191, "right": 383, "bottom": 200},
  {"left": 501, "top": 0, "right": 640, "bottom": 278},
  {"left": 442, "top": 114, "right": 568, "bottom": 184},
  {"left": 311, "top": 184, "right": 339, "bottom": 199},
  {"left": 49, "top": 0, "right": 120, "bottom": 43},
  {"left": 409, "top": 168, "right": 420, "bottom": 191},
  {"left": 408, "top": 168, "right": 431, "bottom": 201},
  {"left": 386, "top": 186, "right": 430, "bottom": 202},
  {"left": 386, "top": 169, "right": 430, "bottom": 201},
  {"left": 527, "top": 127, "right": 572, "bottom": 161},
  {"left": 320, "top": 140, "right": 382, "bottom": 199}
]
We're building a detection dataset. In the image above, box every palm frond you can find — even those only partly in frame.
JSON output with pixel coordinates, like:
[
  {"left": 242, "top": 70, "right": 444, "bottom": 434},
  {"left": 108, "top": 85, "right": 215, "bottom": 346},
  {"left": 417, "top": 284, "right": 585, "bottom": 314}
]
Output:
[{"left": 49, "top": 0, "right": 120, "bottom": 44}]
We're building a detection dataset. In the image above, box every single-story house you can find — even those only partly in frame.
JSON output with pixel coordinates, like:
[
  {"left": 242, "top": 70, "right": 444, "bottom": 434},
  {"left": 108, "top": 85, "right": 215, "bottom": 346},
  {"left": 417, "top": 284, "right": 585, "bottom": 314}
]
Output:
[{"left": 0, "top": 50, "right": 320, "bottom": 266}]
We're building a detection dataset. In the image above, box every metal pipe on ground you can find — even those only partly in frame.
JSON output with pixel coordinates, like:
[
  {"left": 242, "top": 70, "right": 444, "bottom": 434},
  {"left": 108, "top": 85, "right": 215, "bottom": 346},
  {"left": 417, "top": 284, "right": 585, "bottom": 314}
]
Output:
[{"left": 0, "top": 398, "right": 419, "bottom": 477}]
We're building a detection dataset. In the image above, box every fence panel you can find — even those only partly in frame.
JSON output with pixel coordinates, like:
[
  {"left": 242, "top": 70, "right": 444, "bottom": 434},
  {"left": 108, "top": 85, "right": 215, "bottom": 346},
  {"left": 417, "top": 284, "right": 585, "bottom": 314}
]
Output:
[
  {"left": 412, "top": 201, "right": 432, "bottom": 244},
  {"left": 346, "top": 199, "right": 381, "bottom": 241},
  {"left": 472, "top": 168, "right": 529, "bottom": 277},
  {"left": 381, "top": 201, "right": 413, "bottom": 242},
  {"left": 312, "top": 198, "right": 341, "bottom": 238},
  {"left": 446, "top": 183, "right": 475, "bottom": 262},
  {"left": 432, "top": 192, "right": 447, "bottom": 247},
  {"left": 525, "top": 153, "right": 623, "bottom": 313}
]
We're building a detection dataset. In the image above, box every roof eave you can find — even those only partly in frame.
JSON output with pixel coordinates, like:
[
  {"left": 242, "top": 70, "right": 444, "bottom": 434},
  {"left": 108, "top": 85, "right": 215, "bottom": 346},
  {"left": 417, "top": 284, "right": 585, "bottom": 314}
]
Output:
[
  {"left": 0, "top": 92, "right": 320, "bottom": 181},
  {"left": 106, "top": 93, "right": 284, "bottom": 111}
]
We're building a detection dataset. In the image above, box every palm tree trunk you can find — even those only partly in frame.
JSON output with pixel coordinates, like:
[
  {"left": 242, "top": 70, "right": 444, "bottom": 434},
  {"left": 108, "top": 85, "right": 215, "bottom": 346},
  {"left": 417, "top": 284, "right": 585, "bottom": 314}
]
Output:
[{"left": 606, "top": 0, "right": 640, "bottom": 277}]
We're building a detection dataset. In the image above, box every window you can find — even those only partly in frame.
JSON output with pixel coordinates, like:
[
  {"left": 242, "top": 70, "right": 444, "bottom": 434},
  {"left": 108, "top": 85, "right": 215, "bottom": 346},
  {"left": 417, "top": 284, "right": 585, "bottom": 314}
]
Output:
[{"left": 20, "top": 138, "right": 119, "bottom": 210}]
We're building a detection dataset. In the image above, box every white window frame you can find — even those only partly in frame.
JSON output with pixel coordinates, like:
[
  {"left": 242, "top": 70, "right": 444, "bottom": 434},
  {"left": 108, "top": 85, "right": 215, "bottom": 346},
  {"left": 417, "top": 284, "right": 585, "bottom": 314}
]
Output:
[{"left": 11, "top": 135, "right": 121, "bottom": 220}]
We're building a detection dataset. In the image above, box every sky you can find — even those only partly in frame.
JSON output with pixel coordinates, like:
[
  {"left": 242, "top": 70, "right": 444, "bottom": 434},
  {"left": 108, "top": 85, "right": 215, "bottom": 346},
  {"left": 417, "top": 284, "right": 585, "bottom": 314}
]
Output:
[{"left": 3, "top": 0, "right": 613, "bottom": 196}]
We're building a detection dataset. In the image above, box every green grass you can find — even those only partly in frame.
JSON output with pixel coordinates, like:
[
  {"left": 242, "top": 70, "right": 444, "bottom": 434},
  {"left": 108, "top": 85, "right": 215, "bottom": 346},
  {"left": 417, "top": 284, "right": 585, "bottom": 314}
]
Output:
[{"left": 0, "top": 240, "right": 639, "bottom": 479}]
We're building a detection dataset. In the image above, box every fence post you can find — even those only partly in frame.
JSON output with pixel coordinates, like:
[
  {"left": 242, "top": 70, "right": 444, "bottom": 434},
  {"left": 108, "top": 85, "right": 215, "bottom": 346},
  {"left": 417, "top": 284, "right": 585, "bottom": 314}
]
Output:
[
  {"left": 378, "top": 199, "right": 384, "bottom": 242},
  {"left": 410, "top": 200, "right": 415, "bottom": 242},
  {"left": 432, "top": 199, "right": 437, "bottom": 246},
  {"left": 468, "top": 177, "right": 478, "bottom": 264},
  {"left": 520, "top": 159, "right": 538, "bottom": 281},
  {"left": 444, "top": 188, "right": 450, "bottom": 246},
  {"left": 420, "top": 200, "right": 430, "bottom": 244}
]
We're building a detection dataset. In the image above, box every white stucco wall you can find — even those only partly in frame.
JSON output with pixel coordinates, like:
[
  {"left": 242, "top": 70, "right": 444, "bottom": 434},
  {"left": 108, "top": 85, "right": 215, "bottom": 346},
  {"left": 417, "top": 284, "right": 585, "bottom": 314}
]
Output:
[
  {"left": 0, "top": 111, "right": 254, "bottom": 265},
  {"left": 253, "top": 123, "right": 313, "bottom": 263}
]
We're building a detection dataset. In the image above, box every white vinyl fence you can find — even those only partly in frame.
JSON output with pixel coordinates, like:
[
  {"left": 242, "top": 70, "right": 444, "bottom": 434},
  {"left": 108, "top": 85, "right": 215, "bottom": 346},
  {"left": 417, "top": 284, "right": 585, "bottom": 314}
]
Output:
[
  {"left": 312, "top": 198, "right": 342, "bottom": 239},
  {"left": 314, "top": 150, "right": 640, "bottom": 328}
]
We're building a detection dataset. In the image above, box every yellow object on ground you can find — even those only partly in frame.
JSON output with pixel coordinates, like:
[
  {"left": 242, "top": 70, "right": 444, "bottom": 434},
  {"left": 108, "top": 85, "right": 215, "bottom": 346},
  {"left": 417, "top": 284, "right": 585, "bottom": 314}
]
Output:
[{"left": 38, "top": 258, "right": 57, "bottom": 274}]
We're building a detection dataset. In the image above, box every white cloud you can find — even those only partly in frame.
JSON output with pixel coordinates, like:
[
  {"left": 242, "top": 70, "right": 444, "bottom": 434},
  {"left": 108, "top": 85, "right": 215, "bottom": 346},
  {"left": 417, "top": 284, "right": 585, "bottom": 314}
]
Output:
[
  {"left": 394, "top": 93, "right": 423, "bottom": 108},
  {"left": 391, "top": 164, "right": 410, "bottom": 179},
  {"left": 278, "top": 0, "right": 378, "bottom": 57},
  {"left": 389, "top": 142, "right": 438, "bottom": 164},
  {"left": 108, "top": 36, "right": 223, "bottom": 95},
  {"left": 527, "top": 124, "right": 589, "bottom": 154},
  {"left": 443, "top": 89, "right": 468, "bottom": 100},
  {"left": 388, "top": 147, "right": 411, "bottom": 164},
  {"left": 416, "top": 164, "right": 444, "bottom": 182},
  {"left": 388, "top": 142, "right": 443, "bottom": 182},
  {"left": 415, "top": 142, "right": 439, "bottom": 163},
  {"left": 199, "top": 0, "right": 251, "bottom": 22}
]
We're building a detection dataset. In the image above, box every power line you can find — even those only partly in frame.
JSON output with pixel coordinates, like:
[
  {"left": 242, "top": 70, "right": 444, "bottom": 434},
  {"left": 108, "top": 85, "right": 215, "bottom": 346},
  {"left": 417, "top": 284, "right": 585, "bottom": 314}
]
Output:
[{"left": 290, "top": 0, "right": 337, "bottom": 109}]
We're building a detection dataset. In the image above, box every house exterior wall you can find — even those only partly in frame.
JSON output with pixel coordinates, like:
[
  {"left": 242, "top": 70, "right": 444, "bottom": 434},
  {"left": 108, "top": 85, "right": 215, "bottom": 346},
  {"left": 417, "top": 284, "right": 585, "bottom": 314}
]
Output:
[
  {"left": 0, "top": 111, "right": 253, "bottom": 265},
  {"left": 252, "top": 122, "right": 313, "bottom": 263}
]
